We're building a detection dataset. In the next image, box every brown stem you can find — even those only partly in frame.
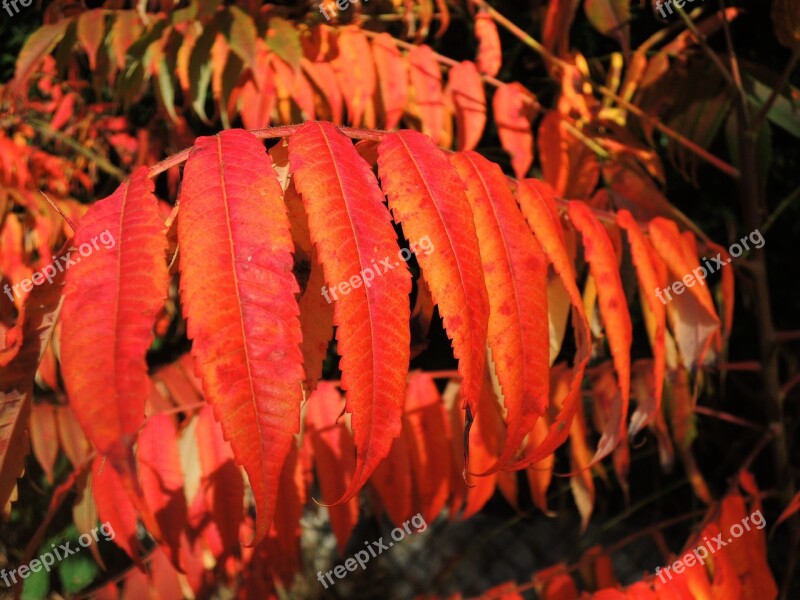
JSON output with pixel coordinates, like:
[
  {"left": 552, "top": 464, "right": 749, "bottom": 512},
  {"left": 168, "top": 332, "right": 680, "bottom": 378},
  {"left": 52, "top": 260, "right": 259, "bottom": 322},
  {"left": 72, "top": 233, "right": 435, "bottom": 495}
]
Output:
[
  {"left": 694, "top": 405, "right": 766, "bottom": 431},
  {"left": 735, "top": 61, "right": 798, "bottom": 597}
]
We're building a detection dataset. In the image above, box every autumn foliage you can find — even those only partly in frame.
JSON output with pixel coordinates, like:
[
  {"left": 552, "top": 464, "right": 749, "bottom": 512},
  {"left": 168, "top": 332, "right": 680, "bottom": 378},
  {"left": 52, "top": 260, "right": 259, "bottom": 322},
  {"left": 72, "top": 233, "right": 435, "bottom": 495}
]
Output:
[{"left": 1, "top": 1, "right": 799, "bottom": 599}]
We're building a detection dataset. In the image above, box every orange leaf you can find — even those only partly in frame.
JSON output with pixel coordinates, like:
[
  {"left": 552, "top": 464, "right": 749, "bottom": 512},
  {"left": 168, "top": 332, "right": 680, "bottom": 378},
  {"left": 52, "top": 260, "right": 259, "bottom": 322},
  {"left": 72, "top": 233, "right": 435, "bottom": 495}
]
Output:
[
  {"left": 617, "top": 210, "right": 665, "bottom": 435},
  {"left": 775, "top": 490, "right": 800, "bottom": 530},
  {"left": 0, "top": 236, "right": 65, "bottom": 508},
  {"left": 137, "top": 413, "right": 186, "bottom": 568},
  {"left": 77, "top": 9, "right": 106, "bottom": 71},
  {"left": 408, "top": 45, "right": 449, "bottom": 147},
  {"left": 288, "top": 122, "right": 411, "bottom": 503},
  {"left": 177, "top": 130, "right": 303, "bottom": 545},
  {"left": 538, "top": 111, "right": 599, "bottom": 198},
  {"left": 648, "top": 218, "right": 719, "bottom": 368},
  {"left": 542, "top": 0, "right": 580, "bottom": 57},
  {"left": 238, "top": 45, "right": 276, "bottom": 130},
  {"left": 377, "top": 130, "right": 489, "bottom": 415},
  {"left": 568, "top": 201, "right": 632, "bottom": 461},
  {"left": 494, "top": 84, "right": 537, "bottom": 178},
  {"left": 511, "top": 180, "right": 590, "bottom": 467},
  {"left": 402, "top": 372, "right": 450, "bottom": 523},
  {"left": 371, "top": 428, "right": 413, "bottom": 527},
  {"left": 305, "top": 383, "right": 359, "bottom": 554},
  {"left": 193, "top": 406, "right": 244, "bottom": 555},
  {"left": 474, "top": 12, "right": 502, "bottom": 77},
  {"left": 61, "top": 167, "right": 167, "bottom": 456},
  {"left": 29, "top": 402, "right": 58, "bottom": 484},
  {"left": 446, "top": 61, "right": 487, "bottom": 151},
  {"left": 93, "top": 455, "right": 141, "bottom": 562},
  {"left": 332, "top": 26, "right": 377, "bottom": 128},
  {"left": 450, "top": 151, "right": 549, "bottom": 471},
  {"left": 372, "top": 33, "right": 409, "bottom": 131},
  {"left": 276, "top": 157, "right": 334, "bottom": 392}
]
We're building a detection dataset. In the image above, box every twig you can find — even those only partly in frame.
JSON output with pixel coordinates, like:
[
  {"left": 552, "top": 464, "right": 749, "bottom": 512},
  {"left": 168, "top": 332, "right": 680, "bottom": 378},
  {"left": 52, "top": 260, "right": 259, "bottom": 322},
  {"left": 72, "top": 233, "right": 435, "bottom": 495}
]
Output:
[
  {"left": 672, "top": 4, "right": 741, "bottom": 113},
  {"left": 761, "top": 184, "right": 800, "bottom": 234},
  {"left": 28, "top": 118, "right": 126, "bottom": 180},
  {"left": 750, "top": 43, "right": 800, "bottom": 134},
  {"left": 717, "top": 0, "right": 750, "bottom": 127},
  {"left": 694, "top": 405, "right": 765, "bottom": 431}
]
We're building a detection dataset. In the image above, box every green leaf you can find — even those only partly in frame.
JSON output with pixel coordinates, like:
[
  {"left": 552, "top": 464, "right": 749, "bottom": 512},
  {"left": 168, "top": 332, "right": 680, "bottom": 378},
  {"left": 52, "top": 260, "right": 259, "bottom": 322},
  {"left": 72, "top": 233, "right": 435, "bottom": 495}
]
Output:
[
  {"left": 742, "top": 69, "right": 800, "bottom": 139},
  {"left": 584, "top": 0, "right": 630, "bottom": 52},
  {"left": 265, "top": 17, "right": 302, "bottom": 72},
  {"left": 58, "top": 553, "right": 99, "bottom": 594},
  {"left": 13, "top": 19, "right": 73, "bottom": 93},
  {"left": 190, "top": 21, "right": 219, "bottom": 124},
  {"left": 227, "top": 6, "right": 257, "bottom": 69},
  {"left": 21, "top": 566, "right": 49, "bottom": 600}
]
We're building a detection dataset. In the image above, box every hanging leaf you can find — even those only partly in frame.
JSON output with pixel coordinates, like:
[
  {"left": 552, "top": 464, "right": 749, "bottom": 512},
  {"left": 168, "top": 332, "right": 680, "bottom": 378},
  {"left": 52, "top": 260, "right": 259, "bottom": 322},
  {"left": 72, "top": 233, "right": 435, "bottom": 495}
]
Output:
[
  {"left": 408, "top": 45, "right": 449, "bottom": 147},
  {"left": 567, "top": 201, "right": 631, "bottom": 462},
  {"left": 288, "top": 121, "right": 411, "bottom": 503},
  {"left": 377, "top": 130, "right": 489, "bottom": 416},
  {"left": 372, "top": 33, "right": 409, "bottom": 131},
  {"left": 177, "top": 130, "right": 303, "bottom": 545},
  {"left": 474, "top": 12, "right": 502, "bottom": 77},
  {"left": 450, "top": 152, "right": 549, "bottom": 471},
  {"left": 446, "top": 61, "right": 487, "bottom": 152},
  {"left": 494, "top": 83, "right": 537, "bottom": 178},
  {"left": 60, "top": 166, "right": 167, "bottom": 464}
]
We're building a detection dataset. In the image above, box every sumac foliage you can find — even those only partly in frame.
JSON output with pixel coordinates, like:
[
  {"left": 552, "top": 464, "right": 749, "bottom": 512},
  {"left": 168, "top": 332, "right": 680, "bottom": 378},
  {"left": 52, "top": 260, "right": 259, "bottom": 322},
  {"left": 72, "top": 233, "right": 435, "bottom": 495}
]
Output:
[{"left": 1, "top": 1, "right": 797, "bottom": 599}]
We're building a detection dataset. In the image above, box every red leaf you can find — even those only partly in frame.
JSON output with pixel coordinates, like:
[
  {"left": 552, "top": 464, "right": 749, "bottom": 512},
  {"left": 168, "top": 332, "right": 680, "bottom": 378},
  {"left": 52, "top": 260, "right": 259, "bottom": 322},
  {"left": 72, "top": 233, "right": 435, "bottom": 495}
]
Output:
[
  {"left": 93, "top": 455, "right": 141, "bottom": 562},
  {"left": 408, "top": 45, "right": 449, "bottom": 147},
  {"left": 402, "top": 372, "right": 450, "bottom": 523},
  {"left": 775, "top": 490, "right": 800, "bottom": 530},
  {"left": 177, "top": 129, "right": 303, "bottom": 545},
  {"left": 567, "top": 201, "right": 631, "bottom": 461},
  {"left": 474, "top": 12, "right": 502, "bottom": 77},
  {"left": 193, "top": 406, "right": 244, "bottom": 554},
  {"left": 61, "top": 166, "right": 167, "bottom": 456},
  {"left": 542, "top": 0, "right": 580, "bottom": 56},
  {"left": 288, "top": 122, "right": 411, "bottom": 503},
  {"left": 617, "top": 210, "right": 665, "bottom": 435},
  {"left": 0, "top": 234, "right": 65, "bottom": 506},
  {"left": 137, "top": 413, "right": 186, "bottom": 567},
  {"left": 648, "top": 218, "right": 719, "bottom": 368},
  {"left": 332, "top": 26, "right": 377, "bottom": 128},
  {"left": 538, "top": 111, "right": 599, "bottom": 198},
  {"left": 305, "top": 383, "right": 359, "bottom": 554},
  {"left": 377, "top": 130, "right": 489, "bottom": 416},
  {"left": 511, "top": 180, "right": 590, "bottom": 467},
  {"left": 370, "top": 428, "right": 413, "bottom": 527},
  {"left": 450, "top": 151, "right": 549, "bottom": 471},
  {"left": 372, "top": 33, "right": 409, "bottom": 130},
  {"left": 494, "top": 84, "right": 537, "bottom": 178},
  {"left": 446, "top": 61, "right": 487, "bottom": 151}
]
